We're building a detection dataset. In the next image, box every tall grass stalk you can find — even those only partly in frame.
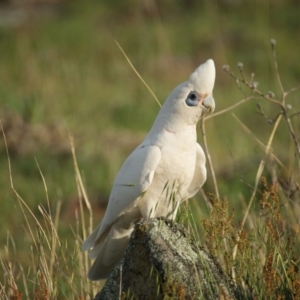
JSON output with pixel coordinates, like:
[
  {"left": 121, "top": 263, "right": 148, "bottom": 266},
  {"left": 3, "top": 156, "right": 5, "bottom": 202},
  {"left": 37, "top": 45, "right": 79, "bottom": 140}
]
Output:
[{"left": 0, "top": 123, "right": 99, "bottom": 299}]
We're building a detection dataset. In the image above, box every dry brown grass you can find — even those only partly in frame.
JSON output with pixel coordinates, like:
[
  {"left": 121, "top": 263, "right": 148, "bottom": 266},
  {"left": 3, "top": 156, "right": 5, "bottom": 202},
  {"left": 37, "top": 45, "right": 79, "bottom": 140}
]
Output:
[{"left": 200, "top": 177, "right": 300, "bottom": 299}]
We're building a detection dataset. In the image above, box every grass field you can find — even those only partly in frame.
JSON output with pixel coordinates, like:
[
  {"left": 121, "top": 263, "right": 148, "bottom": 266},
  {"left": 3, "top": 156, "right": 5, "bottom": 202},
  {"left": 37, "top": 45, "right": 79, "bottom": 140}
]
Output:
[{"left": 0, "top": 0, "right": 299, "bottom": 299}]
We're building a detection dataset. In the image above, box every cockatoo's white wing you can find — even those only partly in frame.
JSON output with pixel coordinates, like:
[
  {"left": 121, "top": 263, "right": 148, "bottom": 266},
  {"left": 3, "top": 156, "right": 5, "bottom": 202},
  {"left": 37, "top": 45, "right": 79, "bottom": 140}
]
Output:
[
  {"left": 97, "top": 145, "right": 161, "bottom": 234},
  {"left": 82, "top": 145, "right": 161, "bottom": 280},
  {"left": 186, "top": 143, "right": 207, "bottom": 198}
]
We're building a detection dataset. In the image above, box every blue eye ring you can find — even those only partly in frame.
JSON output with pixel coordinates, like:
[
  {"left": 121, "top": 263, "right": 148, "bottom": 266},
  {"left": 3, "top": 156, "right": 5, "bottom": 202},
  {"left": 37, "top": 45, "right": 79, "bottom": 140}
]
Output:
[{"left": 186, "top": 91, "right": 199, "bottom": 107}]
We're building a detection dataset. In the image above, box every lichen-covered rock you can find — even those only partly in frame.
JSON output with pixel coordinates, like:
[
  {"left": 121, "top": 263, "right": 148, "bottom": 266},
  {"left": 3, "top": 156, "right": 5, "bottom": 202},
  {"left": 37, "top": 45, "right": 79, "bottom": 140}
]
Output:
[{"left": 95, "top": 219, "right": 248, "bottom": 300}]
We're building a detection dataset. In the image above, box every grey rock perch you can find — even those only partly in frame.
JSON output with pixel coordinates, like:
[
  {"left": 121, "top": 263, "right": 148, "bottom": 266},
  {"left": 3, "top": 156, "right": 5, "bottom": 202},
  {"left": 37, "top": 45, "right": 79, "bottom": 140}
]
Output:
[{"left": 95, "top": 219, "right": 247, "bottom": 300}]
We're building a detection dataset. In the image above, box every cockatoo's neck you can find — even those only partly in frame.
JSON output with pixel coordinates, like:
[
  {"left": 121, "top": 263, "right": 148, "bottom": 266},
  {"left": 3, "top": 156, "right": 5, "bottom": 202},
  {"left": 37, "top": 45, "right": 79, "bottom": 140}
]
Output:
[
  {"left": 145, "top": 110, "right": 197, "bottom": 146},
  {"left": 150, "top": 105, "right": 198, "bottom": 133}
]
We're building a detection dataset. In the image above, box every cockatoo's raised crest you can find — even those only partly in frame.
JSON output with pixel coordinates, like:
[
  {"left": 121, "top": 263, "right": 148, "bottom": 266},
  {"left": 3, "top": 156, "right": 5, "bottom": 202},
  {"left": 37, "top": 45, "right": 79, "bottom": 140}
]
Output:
[
  {"left": 83, "top": 59, "right": 216, "bottom": 280},
  {"left": 189, "top": 58, "right": 215, "bottom": 93}
]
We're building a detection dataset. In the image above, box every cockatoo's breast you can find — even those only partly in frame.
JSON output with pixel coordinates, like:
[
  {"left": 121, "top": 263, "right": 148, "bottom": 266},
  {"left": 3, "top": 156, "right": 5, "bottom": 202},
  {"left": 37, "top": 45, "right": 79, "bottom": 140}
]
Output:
[
  {"left": 156, "top": 128, "right": 197, "bottom": 187},
  {"left": 137, "top": 125, "right": 198, "bottom": 218}
]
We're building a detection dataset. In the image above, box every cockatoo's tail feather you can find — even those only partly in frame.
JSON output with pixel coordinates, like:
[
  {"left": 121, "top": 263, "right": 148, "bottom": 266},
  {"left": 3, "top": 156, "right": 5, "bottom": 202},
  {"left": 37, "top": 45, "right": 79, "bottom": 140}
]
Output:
[{"left": 82, "top": 59, "right": 216, "bottom": 280}]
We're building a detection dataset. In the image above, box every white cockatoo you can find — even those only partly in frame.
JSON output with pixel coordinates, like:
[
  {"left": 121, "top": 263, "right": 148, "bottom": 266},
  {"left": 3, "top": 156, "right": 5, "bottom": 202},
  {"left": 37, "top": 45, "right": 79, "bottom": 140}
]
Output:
[{"left": 82, "top": 59, "right": 216, "bottom": 280}]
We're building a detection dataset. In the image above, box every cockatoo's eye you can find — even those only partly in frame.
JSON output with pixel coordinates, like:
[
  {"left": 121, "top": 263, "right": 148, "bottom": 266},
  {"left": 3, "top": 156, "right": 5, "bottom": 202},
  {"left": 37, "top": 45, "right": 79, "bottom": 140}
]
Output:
[{"left": 185, "top": 91, "right": 199, "bottom": 107}]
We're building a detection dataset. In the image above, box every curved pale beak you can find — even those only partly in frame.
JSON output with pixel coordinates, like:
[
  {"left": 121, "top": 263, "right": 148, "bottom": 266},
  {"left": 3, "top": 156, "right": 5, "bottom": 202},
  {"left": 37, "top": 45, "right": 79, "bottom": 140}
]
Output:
[{"left": 202, "top": 95, "right": 215, "bottom": 114}]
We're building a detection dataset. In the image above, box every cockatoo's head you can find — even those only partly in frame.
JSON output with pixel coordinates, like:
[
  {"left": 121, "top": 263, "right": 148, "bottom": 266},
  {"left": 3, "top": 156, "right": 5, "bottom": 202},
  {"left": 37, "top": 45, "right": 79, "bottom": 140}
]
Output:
[{"left": 160, "top": 59, "right": 216, "bottom": 128}]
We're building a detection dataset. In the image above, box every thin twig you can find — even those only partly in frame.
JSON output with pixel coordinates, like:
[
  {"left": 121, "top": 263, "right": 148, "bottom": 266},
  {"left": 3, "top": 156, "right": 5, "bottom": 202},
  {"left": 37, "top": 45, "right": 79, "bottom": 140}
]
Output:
[
  {"left": 271, "top": 41, "right": 300, "bottom": 157},
  {"left": 200, "top": 188, "right": 212, "bottom": 211},
  {"left": 223, "top": 67, "right": 282, "bottom": 106},
  {"left": 205, "top": 96, "right": 257, "bottom": 120},
  {"left": 0, "top": 120, "right": 51, "bottom": 251},
  {"left": 290, "top": 111, "right": 300, "bottom": 119},
  {"left": 232, "top": 113, "right": 283, "bottom": 260},
  {"left": 115, "top": 40, "right": 162, "bottom": 108},
  {"left": 201, "top": 118, "right": 219, "bottom": 198},
  {"left": 35, "top": 158, "right": 51, "bottom": 217},
  {"left": 69, "top": 133, "right": 93, "bottom": 236},
  {"left": 232, "top": 114, "right": 286, "bottom": 170},
  {"left": 69, "top": 132, "right": 94, "bottom": 296},
  {"left": 285, "top": 82, "right": 300, "bottom": 96},
  {"left": 283, "top": 110, "right": 300, "bottom": 157},
  {"left": 270, "top": 40, "right": 285, "bottom": 99}
]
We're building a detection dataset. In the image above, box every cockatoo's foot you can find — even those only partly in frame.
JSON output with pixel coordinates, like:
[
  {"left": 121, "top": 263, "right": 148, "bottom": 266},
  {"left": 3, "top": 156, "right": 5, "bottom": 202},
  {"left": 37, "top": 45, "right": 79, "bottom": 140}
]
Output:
[
  {"left": 156, "top": 217, "right": 188, "bottom": 237},
  {"left": 156, "top": 216, "right": 176, "bottom": 227}
]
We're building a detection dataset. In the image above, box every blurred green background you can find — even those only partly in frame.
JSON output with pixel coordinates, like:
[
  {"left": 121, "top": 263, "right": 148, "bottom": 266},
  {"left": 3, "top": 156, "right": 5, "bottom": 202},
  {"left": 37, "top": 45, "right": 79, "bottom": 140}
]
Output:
[{"left": 0, "top": 0, "right": 299, "bottom": 272}]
